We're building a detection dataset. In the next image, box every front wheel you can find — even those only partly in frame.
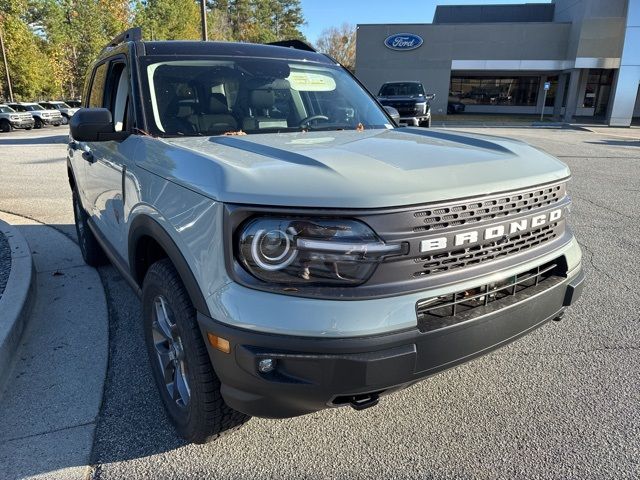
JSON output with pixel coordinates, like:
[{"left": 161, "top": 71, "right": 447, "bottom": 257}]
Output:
[
  {"left": 61, "top": 115, "right": 69, "bottom": 125},
  {"left": 420, "top": 117, "right": 432, "bottom": 128},
  {"left": 0, "top": 120, "right": 12, "bottom": 133},
  {"left": 34, "top": 118, "right": 43, "bottom": 129},
  {"left": 143, "top": 259, "right": 249, "bottom": 443}
]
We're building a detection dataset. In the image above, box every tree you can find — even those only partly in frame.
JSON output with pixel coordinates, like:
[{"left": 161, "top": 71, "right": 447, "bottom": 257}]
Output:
[
  {"left": 0, "top": 4, "right": 59, "bottom": 100},
  {"left": 210, "top": 0, "right": 306, "bottom": 43},
  {"left": 315, "top": 23, "right": 356, "bottom": 72},
  {"left": 135, "top": 0, "right": 201, "bottom": 41}
]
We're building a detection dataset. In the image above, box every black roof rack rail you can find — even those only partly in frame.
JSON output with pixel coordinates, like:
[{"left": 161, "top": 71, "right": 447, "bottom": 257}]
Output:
[
  {"left": 101, "top": 27, "right": 142, "bottom": 53},
  {"left": 267, "top": 40, "right": 316, "bottom": 53}
]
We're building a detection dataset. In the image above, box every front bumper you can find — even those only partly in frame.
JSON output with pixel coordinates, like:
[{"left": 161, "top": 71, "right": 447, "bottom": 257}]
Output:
[
  {"left": 399, "top": 112, "right": 430, "bottom": 126},
  {"left": 198, "top": 264, "right": 584, "bottom": 419},
  {"left": 40, "top": 116, "right": 62, "bottom": 125},
  {"left": 10, "top": 119, "right": 35, "bottom": 129}
]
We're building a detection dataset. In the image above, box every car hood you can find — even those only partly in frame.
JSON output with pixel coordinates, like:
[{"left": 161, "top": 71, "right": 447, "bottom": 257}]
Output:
[{"left": 138, "top": 127, "right": 570, "bottom": 208}]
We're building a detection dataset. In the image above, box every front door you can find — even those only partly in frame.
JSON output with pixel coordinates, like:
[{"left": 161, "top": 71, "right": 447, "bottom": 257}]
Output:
[{"left": 84, "top": 59, "right": 136, "bottom": 257}]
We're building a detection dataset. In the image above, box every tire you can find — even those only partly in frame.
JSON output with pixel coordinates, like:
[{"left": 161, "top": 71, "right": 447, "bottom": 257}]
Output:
[
  {"left": 61, "top": 115, "right": 69, "bottom": 125},
  {"left": 420, "top": 117, "right": 432, "bottom": 128},
  {"left": 25, "top": 126, "right": 32, "bottom": 130},
  {"left": 53, "top": 123, "right": 60, "bottom": 127},
  {"left": 0, "top": 120, "right": 12, "bottom": 133},
  {"left": 72, "top": 190, "right": 108, "bottom": 267},
  {"left": 34, "top": 118, "right": 43, "bottom": 129},
  {"left": 142, "top": 259, "right": 250, "bottom": 444}
]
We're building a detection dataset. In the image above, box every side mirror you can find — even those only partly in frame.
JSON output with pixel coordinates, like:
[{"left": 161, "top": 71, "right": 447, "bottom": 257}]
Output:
[
  {"left": 69, "top": 108, "right": 128, "bottom": 142},
  {"left": 425, "top": 93, "right": 436, "bottom": 102},
  {"left": 383, "top": 106, "right": 400, "bottom": 126}
]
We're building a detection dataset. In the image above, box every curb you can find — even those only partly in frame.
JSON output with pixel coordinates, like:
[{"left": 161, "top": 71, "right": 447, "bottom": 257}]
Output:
[{"left": 0, "top": 219, "right": 36, "bottom": 395}]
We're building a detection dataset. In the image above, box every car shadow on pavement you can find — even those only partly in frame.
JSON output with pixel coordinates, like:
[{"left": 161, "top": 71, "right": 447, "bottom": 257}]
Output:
[
  {"left": 0, "top": 134, "right": 68, "bottom": 146},
  {"left": 585, "top": 139, "right": 639, "bottom": 147},
  {"left": 89, "top": 264, "right": 190, "bottom": 465}
]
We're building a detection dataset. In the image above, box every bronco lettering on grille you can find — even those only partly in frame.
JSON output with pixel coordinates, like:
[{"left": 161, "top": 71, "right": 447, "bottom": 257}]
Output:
[{"left": 420, "top": 208, "right": 563, "bottom": 253}]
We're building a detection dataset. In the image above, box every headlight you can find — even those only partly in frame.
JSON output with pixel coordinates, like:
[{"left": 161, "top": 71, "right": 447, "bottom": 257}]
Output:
[
  {"left": 415, "top": 102, "right": 427, "bottom": 114},
  {"left": 10, "top": 115, "right": 19, "bottom": 120},
  {"left": 237, "top": 217, "right": 402, "bottom": 286}
]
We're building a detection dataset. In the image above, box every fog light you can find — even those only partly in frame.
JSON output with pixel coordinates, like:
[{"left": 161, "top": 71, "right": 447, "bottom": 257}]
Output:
[{"left": 258, "top": 358, "right": 275, "bottom": 373}]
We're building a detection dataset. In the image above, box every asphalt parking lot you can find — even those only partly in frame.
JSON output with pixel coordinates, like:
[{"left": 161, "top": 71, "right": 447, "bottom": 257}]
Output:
[{"left": 0, "top": 125, "right": 638, "bottom": 479}]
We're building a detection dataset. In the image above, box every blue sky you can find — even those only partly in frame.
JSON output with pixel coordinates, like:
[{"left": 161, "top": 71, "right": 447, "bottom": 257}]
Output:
[{"left": 300, "top": 0, "right": 551, "bottom": 43}]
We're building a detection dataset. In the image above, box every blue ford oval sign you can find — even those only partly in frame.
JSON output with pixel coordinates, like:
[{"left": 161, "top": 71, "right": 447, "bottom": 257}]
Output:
[{"left": 384, "top": 33, "right": 423, "bottom": 51}]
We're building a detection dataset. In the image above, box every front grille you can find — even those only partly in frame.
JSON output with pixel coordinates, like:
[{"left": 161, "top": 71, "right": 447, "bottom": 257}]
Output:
[
  {"left": 413, "top": 222, "right": 561, "bottom": 277},
  {"left": 413, "top": 183, "right": 565, "bottom": 232},
  {"left": 416, "top": 258, "right": 566, "bottom": 332}
]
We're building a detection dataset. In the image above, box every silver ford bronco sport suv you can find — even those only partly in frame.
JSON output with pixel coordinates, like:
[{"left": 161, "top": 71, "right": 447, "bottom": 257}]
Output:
[
  {"left": 0, "top": 104, "right": 35, "bottom": 132},
  {"left": 8, "top": 102, "right": 63, "bottom": 128},
  {"left": 68, "top": 29, "right": 584, "bottom": 444}
]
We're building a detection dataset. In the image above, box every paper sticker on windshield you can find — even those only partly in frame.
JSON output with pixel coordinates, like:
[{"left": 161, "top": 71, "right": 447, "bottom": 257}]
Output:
[{"left": 288, "top": 71, "right": 336, "bottom": 92}]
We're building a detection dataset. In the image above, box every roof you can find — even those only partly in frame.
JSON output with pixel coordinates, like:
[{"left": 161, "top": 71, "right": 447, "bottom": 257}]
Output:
[{"left": 140, "top": 40, "right": 333, "bottom": 64}]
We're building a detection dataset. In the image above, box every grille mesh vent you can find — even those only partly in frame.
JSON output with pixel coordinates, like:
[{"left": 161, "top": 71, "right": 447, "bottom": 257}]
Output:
[
  {"left": 413, "top": 222, "right": 560, "bottom": 277},
  {"left": 413, "top": 184, "right": 564, "bottom": 232}
]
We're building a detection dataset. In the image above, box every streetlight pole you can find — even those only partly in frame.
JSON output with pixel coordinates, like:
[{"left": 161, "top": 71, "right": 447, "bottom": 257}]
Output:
[
  {"left": 200, "top": 0, "right": 208, "bottom": 41},
  {"left": 0, "top": 22, "right": 14, "bottom": 103}
]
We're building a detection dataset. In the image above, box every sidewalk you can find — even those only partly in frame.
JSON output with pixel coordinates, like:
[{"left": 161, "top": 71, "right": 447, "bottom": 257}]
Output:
[{"left": 0, "top": 212, "right": 109, "bottom": 480}]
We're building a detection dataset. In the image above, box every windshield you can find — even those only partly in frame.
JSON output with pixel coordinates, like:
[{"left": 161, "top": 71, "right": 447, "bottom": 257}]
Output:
[
  {"left": 142, "top": 57, "right": 392, "bottom": 136},
  {"left": 379, "top": 83, "right": 425, "bottom": 97},
  {"left": 24, "top": 105, "right": 43, "bottom": 111},
  {"left": 0, "top": 106, "right": 15, "bottom": 113}
]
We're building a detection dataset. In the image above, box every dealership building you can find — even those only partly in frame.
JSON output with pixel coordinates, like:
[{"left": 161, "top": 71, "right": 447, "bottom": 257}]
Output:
[{"left": 355, "top": 0, "right": 640, "bottom": 126}]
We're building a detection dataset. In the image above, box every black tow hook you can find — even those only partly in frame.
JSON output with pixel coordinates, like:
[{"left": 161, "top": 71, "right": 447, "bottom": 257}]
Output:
[
  {"left": 553, "top": 312, "right": 565, "bottom": 322},
  {"left": 349, "top": 394, "right": 380, "bottom": 411}
]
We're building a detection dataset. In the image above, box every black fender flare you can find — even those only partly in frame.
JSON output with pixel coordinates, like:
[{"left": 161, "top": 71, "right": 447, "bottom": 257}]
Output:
[{"left": 128, "top": 215, "right": 210, "bottom": 315}]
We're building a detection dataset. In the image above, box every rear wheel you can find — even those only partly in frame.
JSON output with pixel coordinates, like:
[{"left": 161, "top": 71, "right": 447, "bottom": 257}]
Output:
[
  {"left": 0, "top": 120, "right": 12, "bottom": 133},
  {"left": 142, "top": 259, "right": 249, "bottom": 444},
  {"left": 72, "top": 190, "right": 108, "bottom": 267}
]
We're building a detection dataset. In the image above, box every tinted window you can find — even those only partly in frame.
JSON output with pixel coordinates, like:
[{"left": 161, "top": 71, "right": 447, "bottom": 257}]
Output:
[
  {"left": 0, "top": 106, "right": 15, "bottom": 113},
  {"left": 88, "top": 63, "right": 109, "bottom": 108},
  {"left": 449, "top": 76, "right": 540, "bottom": 107}
]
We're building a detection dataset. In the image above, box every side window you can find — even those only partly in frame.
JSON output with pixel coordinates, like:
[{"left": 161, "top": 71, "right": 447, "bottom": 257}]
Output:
[
  {"left": 104, "top": 62, "right": 130, "bottom": 132},
  {"left": 88, "top": 63, "right": 109, "bottom": 108}
]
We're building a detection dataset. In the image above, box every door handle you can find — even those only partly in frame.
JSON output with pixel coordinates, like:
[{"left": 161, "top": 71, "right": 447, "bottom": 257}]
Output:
[{"left": 82, "top": 151, "right": 95, "bottom": 163}]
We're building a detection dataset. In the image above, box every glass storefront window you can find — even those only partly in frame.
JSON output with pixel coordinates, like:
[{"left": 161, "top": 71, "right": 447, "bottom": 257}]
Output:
[
  {"left": 582, "top": 69, "right": 614, "bottom": 112},
  {"left": 449, "top": 76, "right": 540, "bottom": 106}
]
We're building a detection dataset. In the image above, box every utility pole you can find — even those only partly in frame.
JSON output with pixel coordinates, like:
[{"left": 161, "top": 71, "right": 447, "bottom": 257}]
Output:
[
  {"left": 200, "top": 0, "right": 208, "bottom": 41},
  {"left": 0, "top": 21, "right": 14, "bottom": 103}
]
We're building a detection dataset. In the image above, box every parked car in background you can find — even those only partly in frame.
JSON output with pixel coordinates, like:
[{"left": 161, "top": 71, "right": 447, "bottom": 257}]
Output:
[
  {"left": 0, "top": 104, "right": 35, "bottom": 132},
  {"left": 8, "top": 102, "right": 63, "bottom": 128},
  {"left": 64, "top": 99, "right": 82, "bottom": 108},
  {"left": 38, "top": 101, "right": 79, "bottom": 125},
  {"left": 447, "top": 96, "right": 466, "bottom": 114},
  {"left": 377, "top": 81, "right": 432, "bottom": 127}
]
